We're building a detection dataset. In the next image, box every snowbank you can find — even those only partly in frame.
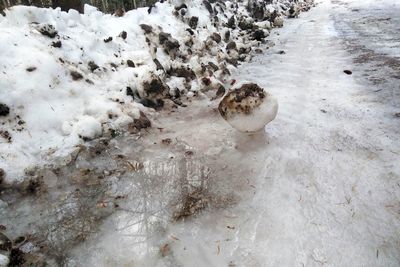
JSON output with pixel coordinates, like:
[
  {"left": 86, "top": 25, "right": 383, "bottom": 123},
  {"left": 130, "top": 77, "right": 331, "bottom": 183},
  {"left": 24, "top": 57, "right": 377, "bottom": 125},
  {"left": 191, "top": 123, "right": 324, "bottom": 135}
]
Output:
[{"left": 0, "top": 0, "right": 314, "bottom": 183}]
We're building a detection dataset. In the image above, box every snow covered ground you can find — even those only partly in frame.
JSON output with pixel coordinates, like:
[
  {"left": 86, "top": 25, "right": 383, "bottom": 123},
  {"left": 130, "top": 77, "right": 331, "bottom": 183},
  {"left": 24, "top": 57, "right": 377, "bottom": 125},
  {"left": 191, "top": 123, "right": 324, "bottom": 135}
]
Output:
[{"left": 1, "top": 0, "right": 400, "bottom": 266}]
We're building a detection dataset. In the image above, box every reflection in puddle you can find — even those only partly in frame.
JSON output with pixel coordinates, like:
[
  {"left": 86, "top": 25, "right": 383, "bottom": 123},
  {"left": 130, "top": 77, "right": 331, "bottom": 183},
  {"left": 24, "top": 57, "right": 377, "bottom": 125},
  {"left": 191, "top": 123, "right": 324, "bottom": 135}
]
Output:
[
  {"left": 1, "top": 138, "right": 254, "bottom": 266},
  {"left": 0, "top": 100, "right": 269, "bottom": 266}
]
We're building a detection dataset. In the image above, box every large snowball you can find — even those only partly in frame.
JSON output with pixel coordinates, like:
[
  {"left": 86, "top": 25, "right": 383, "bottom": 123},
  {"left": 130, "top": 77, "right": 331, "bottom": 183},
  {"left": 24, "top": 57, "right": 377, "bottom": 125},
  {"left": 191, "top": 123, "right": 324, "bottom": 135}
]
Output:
[{"left": 218, "top": 83, "right": 278, "bottom": 133}]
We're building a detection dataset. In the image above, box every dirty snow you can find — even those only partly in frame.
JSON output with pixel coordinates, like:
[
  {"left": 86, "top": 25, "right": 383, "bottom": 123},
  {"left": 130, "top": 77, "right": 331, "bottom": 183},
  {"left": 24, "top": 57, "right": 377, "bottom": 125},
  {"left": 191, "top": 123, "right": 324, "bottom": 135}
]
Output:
[
  {"left": 0, "top": 0, "right": 399, "bottom": 266},
  {"left": 0, "top": 0, "right": 314, "bottom": 183},
  {"left": 0, "top": 1, "right": 221, "bottom": 182},
  {"left": 218, "top": 82, "right": 279, "bottom": 133}
]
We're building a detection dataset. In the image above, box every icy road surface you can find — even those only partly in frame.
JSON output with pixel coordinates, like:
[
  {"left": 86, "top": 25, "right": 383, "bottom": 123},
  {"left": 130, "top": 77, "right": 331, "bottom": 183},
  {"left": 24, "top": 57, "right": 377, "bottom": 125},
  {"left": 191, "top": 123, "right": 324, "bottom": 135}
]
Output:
[
  {"left": 1, "top": 0, "right": 399, "bottom": 266},
  {"left": 156, "top": 0, "right": 400, "bottom": 266}
]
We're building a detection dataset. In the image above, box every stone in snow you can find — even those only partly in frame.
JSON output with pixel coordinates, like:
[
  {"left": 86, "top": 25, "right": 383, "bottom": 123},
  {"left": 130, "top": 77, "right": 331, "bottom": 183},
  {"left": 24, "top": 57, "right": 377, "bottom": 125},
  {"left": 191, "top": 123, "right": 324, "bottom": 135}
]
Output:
[{"left": 218, "top": 83, "right": 278, "bottom": 133}]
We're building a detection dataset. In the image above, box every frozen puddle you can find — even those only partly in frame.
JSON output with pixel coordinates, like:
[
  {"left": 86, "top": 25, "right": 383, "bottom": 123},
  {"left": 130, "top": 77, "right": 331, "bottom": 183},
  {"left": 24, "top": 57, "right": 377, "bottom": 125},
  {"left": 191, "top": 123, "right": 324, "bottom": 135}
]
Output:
[
  {"left": 65, "top": 99, "right": 270, "bottom": 267},
  {"left": 0, "top": 97, "right": 270, "bottom": 266},
  {"left": 1, "top": 0, "right": 400, "bottom": 266}
]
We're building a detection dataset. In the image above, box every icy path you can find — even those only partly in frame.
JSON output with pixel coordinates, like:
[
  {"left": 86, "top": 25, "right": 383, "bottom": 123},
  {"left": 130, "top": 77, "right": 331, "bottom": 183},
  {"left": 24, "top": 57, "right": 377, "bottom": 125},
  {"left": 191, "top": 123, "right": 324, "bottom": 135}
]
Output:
[
  {"left": 152, "top": 0, "right": 400, "bottom": 266},
  {"left": 236, "top": 1, "right": 400, "bottom": 266},
  {"left": 231, "top": 2, "right": 400, "bottom": 267}
]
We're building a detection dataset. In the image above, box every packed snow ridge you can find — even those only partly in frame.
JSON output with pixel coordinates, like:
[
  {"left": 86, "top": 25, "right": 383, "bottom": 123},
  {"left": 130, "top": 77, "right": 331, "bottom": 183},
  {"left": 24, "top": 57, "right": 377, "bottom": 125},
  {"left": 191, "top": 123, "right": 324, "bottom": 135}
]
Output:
[{"left": 0, "top": 0, "right": 314, "bottom": 183}]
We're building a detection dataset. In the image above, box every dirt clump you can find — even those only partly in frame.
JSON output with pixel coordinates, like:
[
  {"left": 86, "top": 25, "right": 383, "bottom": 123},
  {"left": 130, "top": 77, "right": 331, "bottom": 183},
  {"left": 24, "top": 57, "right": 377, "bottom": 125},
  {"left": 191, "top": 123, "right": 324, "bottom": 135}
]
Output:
[
  {"left": 128, "top": 111, "right": 151, "bottom": 134},
  {"left": 0, "top": 103, "right": 10, "bottom": 116}
]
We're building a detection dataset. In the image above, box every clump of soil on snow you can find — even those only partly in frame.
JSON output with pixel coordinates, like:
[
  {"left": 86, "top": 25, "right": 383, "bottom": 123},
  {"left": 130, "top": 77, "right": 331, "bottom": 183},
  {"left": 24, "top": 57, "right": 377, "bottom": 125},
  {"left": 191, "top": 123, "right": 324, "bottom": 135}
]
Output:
[
  {"left": 0, "top": 130, "right": 12, "bottom": 142},
  {"left": 35, "top": 24, "right": 58, "bottom": 38},
  {"left": 219, "top": 83, "right": 266, "bottom": 117},
  {"left": 142, "top": 74, "right": 169, "bottom": 100},
  {"left": 51, "top": 40, "right": 62, "bottom": 48},
  {"left": 26, "top": 66, "right": 37, "bottom": 72},
  {"left": 0, "top": 103, "right": 10, "bottom": 116},
  {"left": 189, "top": 16, "right": 199, "bottom": 29},
  {"left": 211, "top": 32, "right": 222, "bottom": 43},
  {"left": 344, "top": 69, "right": 353, "bottom": 75},
  {"left": 103, "top": 36, "right": 113, "bottom": 43},
  {"left": 119, "top": 31, "right": 127, "bottom": 39},
  {"left": 88, "top": 61, "right": 99, "bottom": 72},
  {"left": 140, "top": 24, "right": 153, "bottom": 34},
  {"left": 0, "top": 168, "right": 5, "bottom": 184},
  {"left": 158, "top": 32, "right": 180, "bottom": 57},
  {"left": 167, "top": 66, "right": 196, "bottom": 81},
  {"left": 126, "top": 60, "right": 135, "bottom": 68},
  {"left": 128, "top": 111, "right": 151, "bottom": 134},
  {"left": 24, "top": 176, "right": 45, "bottom": 195},
  {"left": 70, "top": 70, "right": 83, "bottom": 80}
]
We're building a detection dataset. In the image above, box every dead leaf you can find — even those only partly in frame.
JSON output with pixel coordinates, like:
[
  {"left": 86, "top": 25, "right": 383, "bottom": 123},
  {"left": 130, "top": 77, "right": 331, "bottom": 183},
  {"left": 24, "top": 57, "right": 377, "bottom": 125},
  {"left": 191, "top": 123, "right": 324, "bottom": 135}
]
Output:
[{"left": 160, "top": 243, "right": 170, "bottom": 257}]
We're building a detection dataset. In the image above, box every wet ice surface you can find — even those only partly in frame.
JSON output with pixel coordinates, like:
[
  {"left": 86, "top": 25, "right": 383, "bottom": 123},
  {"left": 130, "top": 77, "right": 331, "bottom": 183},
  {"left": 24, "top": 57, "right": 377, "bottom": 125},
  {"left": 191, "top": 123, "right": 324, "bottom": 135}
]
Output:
[
  {"left": 1, "top": 98, "right": 268, "bottom": 266},
  {"left": 1, "top": 0, "right": 400, "bottom": 266},
  {"left": 230, "top": 1, "right": 400, "bottom": 266},
  {"left": 231, "top": 0, "right": 400, "bottom": 266},
  {"left": 65, "top": 100, "right": 269, "bottom": 267}
]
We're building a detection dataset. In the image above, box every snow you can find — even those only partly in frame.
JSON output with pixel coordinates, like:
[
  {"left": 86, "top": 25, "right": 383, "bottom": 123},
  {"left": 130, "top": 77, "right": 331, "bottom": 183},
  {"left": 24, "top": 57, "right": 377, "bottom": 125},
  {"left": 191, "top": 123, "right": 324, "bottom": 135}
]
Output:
[
  {"left": 0, "top": 5, "right": 150, "bottom": 181},
  {"left": 73, "top": 115, "right": 102, "bottom": 140},
  {"left": 1, "top": 0, "right": 309, "bottom": 182},
  {"left": 0, "top": 2, "right": 199, "bottom": 182},
  {"left": 181, "top": 1, "right": 400, "bottom": 266},
  {"left": 65, "top": 0, "right": 399, "bottom": 266},
  {"left": 0, "top": 0, "right": 314, "bottom": 183},
  {"left": 1, "top": 0, "right": 399, "bottom": 266}
]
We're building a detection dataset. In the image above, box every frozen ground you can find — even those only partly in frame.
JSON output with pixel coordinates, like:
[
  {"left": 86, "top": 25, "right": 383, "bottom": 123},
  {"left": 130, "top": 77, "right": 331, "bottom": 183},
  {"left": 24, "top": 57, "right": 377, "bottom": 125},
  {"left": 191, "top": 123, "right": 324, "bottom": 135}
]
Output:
[{"left": 1, "top": 0, "right": 400, "bottom": 266}]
